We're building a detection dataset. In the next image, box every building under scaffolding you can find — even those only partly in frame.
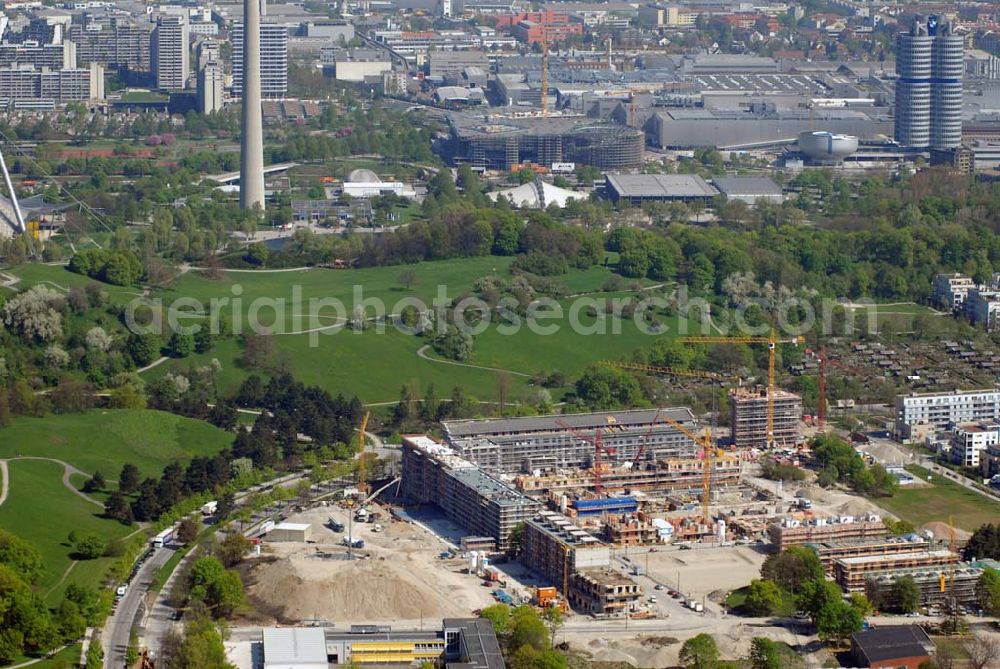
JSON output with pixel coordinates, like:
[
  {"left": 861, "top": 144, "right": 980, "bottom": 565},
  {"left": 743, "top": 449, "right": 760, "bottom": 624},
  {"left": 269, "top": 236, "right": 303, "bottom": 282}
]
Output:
[
  {"left": 443, "top": 408, "right": 700, "bottom": 475},
  {"left": 400, "top": 435, "right": 540, "bottom": 553},
  {"left": 729, "top": 388, "right": 803, "bottom": 448},
  {"left": 441, "top": 111, "right": 643, "bottom": 170},
  {"left": 514, "top": 455, "right": 742, "bottom": 495}
]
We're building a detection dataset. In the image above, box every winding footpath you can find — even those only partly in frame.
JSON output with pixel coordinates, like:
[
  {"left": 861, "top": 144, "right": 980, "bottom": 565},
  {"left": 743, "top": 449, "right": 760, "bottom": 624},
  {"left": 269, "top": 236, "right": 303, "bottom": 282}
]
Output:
[
  {"left": 0, "top": 456, "right": 103, "bottom": 508},
  {"left": 415, "top": 344, "right": 532, "bottom": 377}
]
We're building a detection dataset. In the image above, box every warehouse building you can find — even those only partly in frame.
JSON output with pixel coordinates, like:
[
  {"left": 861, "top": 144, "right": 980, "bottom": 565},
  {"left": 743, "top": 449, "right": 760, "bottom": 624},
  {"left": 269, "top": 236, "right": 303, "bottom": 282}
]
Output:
[
  {"left": 266, "top": 522, "right": 313, "bottom": 542},
  {"left": 768, "top": 515, "right": 887, "bottom": 552},
  {"left": 834, "top": 550, "right": 960, "bottom": 592},
  {"left": 400, "top": 436, "right": 540, "bottom": 553},
  {"left": 712, "top": 176, "right": 784, "bottom": 204},
  {"left": 442, "top": 408, "right": 700, "bottom": 474},
  {"left": 604, "top": 173, "right": 718, "bottom": 205},
  {"left": 650, "top": 107, "right": 892, "bottom": 149},
  {"left": 263, "top": 627, "right": 327, "bottom": 669},
  {"left": 729, "top": 388, "right": 803, "bottom": 448},
  {"left": 264, "top": 619, "right": 505, "bottom": 668}
]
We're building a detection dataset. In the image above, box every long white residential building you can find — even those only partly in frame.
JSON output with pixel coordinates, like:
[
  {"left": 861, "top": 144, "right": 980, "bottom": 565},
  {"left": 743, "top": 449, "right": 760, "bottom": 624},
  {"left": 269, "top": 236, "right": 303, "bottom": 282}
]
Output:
[{"left": 896, "top": 388, "right": 1000, "bottom": 440}]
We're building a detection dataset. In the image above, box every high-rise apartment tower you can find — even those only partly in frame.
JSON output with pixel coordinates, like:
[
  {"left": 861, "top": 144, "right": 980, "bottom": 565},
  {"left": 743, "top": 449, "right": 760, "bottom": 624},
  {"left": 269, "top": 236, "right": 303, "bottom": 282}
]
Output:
[
  {"left": 153, "top": 15, "right": 189, "bottom": 91},
  {"left": 232, "top": 21, "right": 287, "bottom": 98}
]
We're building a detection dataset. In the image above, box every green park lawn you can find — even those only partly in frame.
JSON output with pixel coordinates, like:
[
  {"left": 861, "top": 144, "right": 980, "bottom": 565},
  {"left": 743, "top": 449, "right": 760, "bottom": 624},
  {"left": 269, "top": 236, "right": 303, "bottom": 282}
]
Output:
[
  {"left": 0, "top": 409, "right": 234, "bottom": 478},
  {"left": 140, "top": 257, "right": 681, "bottom": 403},
  {"left": 6, "top": 262, "right": 143, "bottom": 306},
  {"left": 872, "top": 465, "right": 1000, "bottom": 533},
  {"left": 0, "top": 459, "right": 134, "bottom": 601}
]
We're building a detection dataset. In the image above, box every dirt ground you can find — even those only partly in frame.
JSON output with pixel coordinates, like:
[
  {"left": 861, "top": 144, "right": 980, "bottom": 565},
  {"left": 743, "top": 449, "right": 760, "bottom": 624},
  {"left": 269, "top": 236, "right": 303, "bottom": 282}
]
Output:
[
  {"left": 244, "top": 503, "right": 496, "bottom": 626},
  {"left": 642, "top": 545, "right": 767, "bottom": 601},
  {"left": 563, "top": 620, "right": 812, "bottom": 667}
]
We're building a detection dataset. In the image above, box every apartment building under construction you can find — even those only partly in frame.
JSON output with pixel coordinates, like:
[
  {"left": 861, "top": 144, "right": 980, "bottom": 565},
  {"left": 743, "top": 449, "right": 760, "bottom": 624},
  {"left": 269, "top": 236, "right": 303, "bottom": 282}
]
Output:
[
  {"left": 807, "top": 536, "right": 932, "bottom": 575},
  {"left": 514, "top": 454, "right": 742, "bottom": 495},
  {"left": 400, "top": 435, "right": 540, "bottom": 553},
  {"left": 768, "top": 515, "right": 887, "bottom": 552},
  {"left": 729, "top": 388, "right": 803, "bottom": 448},
  {"left": 442, "top": 408, "right": 699, "bottom": 474},
  {"left": 834, "top": 550, "right": 960, "bottom": 591},
  {"left": 521, "top": 511, "right": 642, "bottom": 616},
  {"left": 865, "top": 565, "right": 985, "bottom": 608}
]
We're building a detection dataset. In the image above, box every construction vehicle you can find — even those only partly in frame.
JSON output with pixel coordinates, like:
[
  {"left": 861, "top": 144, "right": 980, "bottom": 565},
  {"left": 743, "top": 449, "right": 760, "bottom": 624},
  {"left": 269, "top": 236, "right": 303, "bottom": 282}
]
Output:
[
  {"left": 678, "top": 328, "right": 802, "bottom": 448},
  {"left": 534, "top": 586, "right": 559, "bottom": 607}
]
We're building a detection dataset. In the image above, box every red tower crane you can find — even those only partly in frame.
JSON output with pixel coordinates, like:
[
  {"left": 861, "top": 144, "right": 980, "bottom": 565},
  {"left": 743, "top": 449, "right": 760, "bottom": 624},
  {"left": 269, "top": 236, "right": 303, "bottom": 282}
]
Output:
[
  {"left": 556, "top": 417, "right": 617, "bottom": 495},
  {"left": 815, "top": 345, "right": 863, "bottom": 430}
]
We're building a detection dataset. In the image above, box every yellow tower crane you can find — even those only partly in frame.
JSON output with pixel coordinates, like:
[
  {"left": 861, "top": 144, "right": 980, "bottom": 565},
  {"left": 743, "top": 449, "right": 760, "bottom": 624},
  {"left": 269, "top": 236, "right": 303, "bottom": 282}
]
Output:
[
  {"left": 678, "top": 328, "right": 802, "bottom": 449},
  {"left": 598, "top": 360, "right": 739, "bottom": 383},
  {"left": 356, "top": 411, "right": 371, "bottom": 494},
  {"left": 657, "top": 415, "right": 723, "bottom": 525}
]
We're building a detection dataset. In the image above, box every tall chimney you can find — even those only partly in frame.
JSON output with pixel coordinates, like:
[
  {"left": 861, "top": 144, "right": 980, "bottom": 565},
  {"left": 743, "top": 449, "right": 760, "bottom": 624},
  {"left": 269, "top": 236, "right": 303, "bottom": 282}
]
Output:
[{"left": 240, "top": 0, "right": 265, "bottom": 212}]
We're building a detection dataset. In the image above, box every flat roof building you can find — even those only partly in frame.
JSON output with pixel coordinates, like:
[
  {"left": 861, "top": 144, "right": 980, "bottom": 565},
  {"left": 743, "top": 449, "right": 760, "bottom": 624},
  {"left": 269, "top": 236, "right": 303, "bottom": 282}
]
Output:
[
  {"left": 768, "top": 514, "right": 886, "bottom": 552},
  {"left": 605, "top": 173, "right": 718, "bottom": 205},
  {"left": 834, "top": 550, "right": 960, "bottom": 592},
  {"left": 400, "top": 436, "right": 540, "bottom": 552},
  {"left": 712, "top": 176, "right": 783, "bottom": 203},
  {"left": 267, "top": 522, "right": 313, "bottom": 542},
  {"left": 522, "top": 510, "right": 619, "bottom": 605},
  {"left": 262, "top": 627, "right": 327, "bottom": 669},
  {"left": 806, "top": 536, "right": 931, "bottom": 575},
  {"left": 895, "top": 388, "right": 1000, "bottom": 441},
  {"left": 865, "top": 565, "right": 984, "bottom": 610},
  {"left": 443, "top": 408, "right": 700, "bottom": 474}
]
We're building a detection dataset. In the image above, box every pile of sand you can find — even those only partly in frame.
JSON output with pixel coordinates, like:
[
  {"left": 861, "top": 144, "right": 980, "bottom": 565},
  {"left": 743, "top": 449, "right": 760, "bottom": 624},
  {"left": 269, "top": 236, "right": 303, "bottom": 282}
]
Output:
[
  {"left": 835, "top": 499, "right": 878, "bottom": 516},
  {"left": 920, "top": 521, "right": 972, "bottom": 542},
  {"left": 250, "top": 554, "right": 471, "bottom": 622}
]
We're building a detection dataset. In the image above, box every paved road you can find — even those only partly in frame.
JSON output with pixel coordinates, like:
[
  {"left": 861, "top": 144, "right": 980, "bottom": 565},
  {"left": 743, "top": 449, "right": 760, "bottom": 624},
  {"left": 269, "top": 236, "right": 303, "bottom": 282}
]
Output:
[{"left": 104, "top": 545, "right": 176, "bottom": 668}]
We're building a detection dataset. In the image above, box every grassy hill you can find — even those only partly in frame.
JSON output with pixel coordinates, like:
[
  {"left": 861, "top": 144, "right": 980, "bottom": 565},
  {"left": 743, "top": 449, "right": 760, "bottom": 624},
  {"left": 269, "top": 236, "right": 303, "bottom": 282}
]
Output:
[
  {"left": 0, "top": 409, "right": 234, "bottom": 478},
  {"left": 0, "top": 459, "right": 136, "bottom": 602}
]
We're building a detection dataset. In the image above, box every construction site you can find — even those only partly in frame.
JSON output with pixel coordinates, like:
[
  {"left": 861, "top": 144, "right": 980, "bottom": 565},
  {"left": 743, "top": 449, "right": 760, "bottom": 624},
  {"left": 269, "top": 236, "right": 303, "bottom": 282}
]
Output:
[{"left": 239, "top": 332, "right": 988, "bottom": 632}]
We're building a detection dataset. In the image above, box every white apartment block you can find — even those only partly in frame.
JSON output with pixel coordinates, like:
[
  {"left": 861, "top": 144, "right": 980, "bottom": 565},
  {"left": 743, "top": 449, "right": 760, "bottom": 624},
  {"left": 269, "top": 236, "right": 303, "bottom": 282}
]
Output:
[
  {"left": 896, "top": 389, "right": 1000, "bottom": 441},
  {"left": 232, "top": 22, "right": 287, "bottom": 98},
  {"left": 153, "top": 15, "right": 189, "bottom": 91},
  {"left": 931, "top": 272, "right": 975, "bottom": 310},
  {"left": 950, "top": 422, "right": 1000, "bottom": 468},
  {"left": 967, "top": 288, "right": 1000, "bottom": 332}
]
